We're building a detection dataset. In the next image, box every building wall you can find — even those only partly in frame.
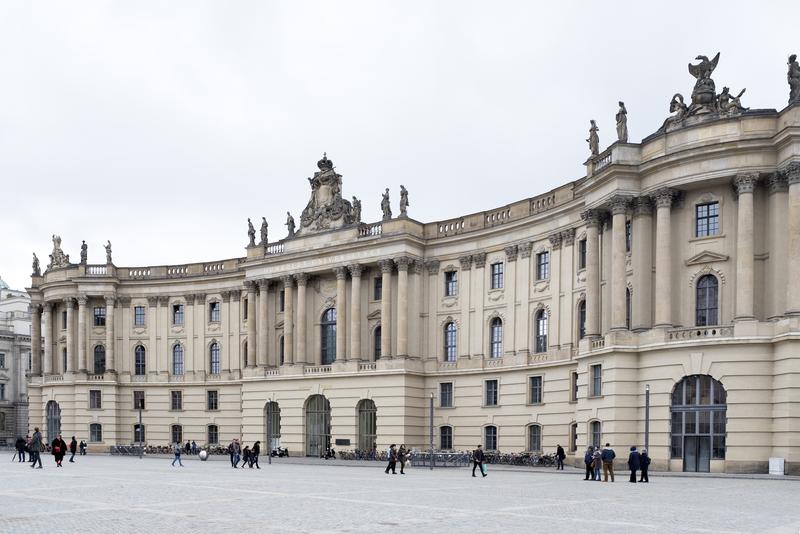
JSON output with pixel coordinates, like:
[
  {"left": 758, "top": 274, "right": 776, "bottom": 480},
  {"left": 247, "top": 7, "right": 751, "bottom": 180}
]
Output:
[{"left": 0, "top": 285, "right": 31, "bottom": 442}]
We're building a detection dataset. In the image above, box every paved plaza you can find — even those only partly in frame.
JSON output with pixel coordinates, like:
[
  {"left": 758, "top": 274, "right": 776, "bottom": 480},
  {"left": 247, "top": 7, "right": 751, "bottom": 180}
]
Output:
[{"left": 0, "top": 455, "right": 798, "bottom": 533}]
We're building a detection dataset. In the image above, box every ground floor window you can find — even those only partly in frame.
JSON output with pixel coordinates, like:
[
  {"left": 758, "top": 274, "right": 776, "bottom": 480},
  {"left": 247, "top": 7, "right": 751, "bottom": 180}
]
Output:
[
  {"left": 440, "top": 426, "right": 453, "bottom": 450},
  {"left": 484, "top": 426, "right": 497, "bottom": 451},
  {"left": 90, "top": 423, "right": 102, "bottom": 443},
  {"left": 207, "top": 425, "right": 218, "bottom": 445},
  {"left": 171, "top": 424, "right": 182, "bottom": 445}
]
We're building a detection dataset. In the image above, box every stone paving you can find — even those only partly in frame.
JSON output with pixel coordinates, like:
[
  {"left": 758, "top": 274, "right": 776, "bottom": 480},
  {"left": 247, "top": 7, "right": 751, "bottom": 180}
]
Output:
[{"left": 1, "top": 454, "right": 798, "bottom": 533}]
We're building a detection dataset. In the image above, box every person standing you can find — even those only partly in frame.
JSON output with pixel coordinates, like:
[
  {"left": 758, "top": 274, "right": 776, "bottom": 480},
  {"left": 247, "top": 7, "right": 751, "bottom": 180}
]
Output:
[
  {"left": 472, "top": 444, "right": 486, "bottom": 478},
  {"left": 233, "top": 439, "right": 241, "bottom": 467},
  {"left": 242, "top": 445, "right": 251, "bottom": 468},
  {"left": 639, "top": 449, "right": 650, "bottom": 483},
  {"left": 172, "top": 442, "right": 184, "bottom": 467},
  {"left": 191, "top": 440, "right": 198, "bottom": 455},
  {"left": 27, "top": 435, "right": 34, "bottom": 463},
  {"left": 398, "top": 445, "right": 408, "bottom": 475},
  {"left": 583, "top": 446, "right": 594, "bottom": 480},
  {"left": 51, "top": 434, "right": 67, "bottom": 467},
  {"left": 69, "top": 436, "right": 78, "bottom": 463},
  {"left": 15, "top": 436, "right": 26, "bottom": 462},
  {"left": 251, "top": 441, "right": 261, "bottom": 469},
  {"left": 601, "top": 443, "right": 616, "bottom": 482},
  {"left": 592, "top": 447, "right": 602, "bottom": 481},
  {"left": 628, "top": 446, "right": 641, "bottom": 483},
  {"left": 556, "top": 444, "right": 566, "bottom": 470},
  {"left": 30, "top": 428, "right": 43, "bottom": 469},
  {"left": 79, "top": 440, "right": 87, "bottom": 455},
  {"left": 185, "top": 440, "right": 191, "bottom": 456},
  {"left": 384, "top": 444, "right": 397, "bottom": 474}
]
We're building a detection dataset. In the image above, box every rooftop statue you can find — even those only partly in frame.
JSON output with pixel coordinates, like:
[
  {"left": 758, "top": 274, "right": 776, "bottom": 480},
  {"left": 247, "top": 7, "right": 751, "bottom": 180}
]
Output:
[
  {"left": 352, "top": 196, "right": 362, "bottom": 223},
  {"left": 688, "top": 53, "right": 720, "bottom": 112},
  {"left": 32, "top": 253, "right": 41, "bottom": 276},
  {"left": 80, "top": 240, "right": 88, "bottom": 264},
  {"left": 586, "top": 120, "right": 599, "bottom": 156},
  {"left": 719, "top": 87, "right": 748, "bottom": 114},
  {"left": 104, "top": 240, "right": 113, "bottom": 264},
  {"left": 381, "top": 188, "right": 392, "bottom": 221},
  {"left": 286, "top": 211, "right": 296, "bottom": 238},
  {"left": 47, "top": 234, "right": 70, "bottom": 270},
  {"left": 259, "top": 217, "right": 268, "bottom": 246},
  {"left": 616, "top": 102, "right": 628, "bottom": 143},
  {"left": 247, "top": 218, "right": 256, "bottom": 247},
  {"left": 399, "top": 185, "right": 409, "bottom": 217},
  {"left": 297, "top": 153, "right": 356, "bottom": 235},
  {"left": 789, "top": 54, "right": 800, "bottom": 104}
]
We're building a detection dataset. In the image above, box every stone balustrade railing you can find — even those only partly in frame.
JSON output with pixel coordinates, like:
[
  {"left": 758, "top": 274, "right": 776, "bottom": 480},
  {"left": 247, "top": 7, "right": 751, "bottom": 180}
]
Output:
[
  {"left": 265, "top": 242, "right": 285, "bottom": 255},
  {"left": 530, "top": 193, "right": 557, "bottom": 214},
  {"left": 668, "top": 325, "right": 734, "bottom": 341},
  {"left": 358, "top": 222, "right": 382, "bottom": 237},
  {"left": 304, "top": 365, "right": 332, "bottom": 375},
  {"left": 594, "top": 149, "right": 613, "bottom": 172},
  {"left": 358, "top": 362, "right": 376, "bottom": 371},
  {"left": 591, "top": 338, "right": 606, "bottom": 350},
  {"left": 485, "top": 206, "right": 512, "bottom": 227},
  {"left": 437, "top": 218, "right": 466, "bottom": 236},
  {"left": 86, "top": 265, "right": 108, "bottom": 276}
]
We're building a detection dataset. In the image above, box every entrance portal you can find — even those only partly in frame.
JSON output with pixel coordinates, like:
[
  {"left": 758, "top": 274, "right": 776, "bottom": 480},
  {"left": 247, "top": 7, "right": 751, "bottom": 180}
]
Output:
[{"left": 671, "top": 375, "right": 727, "bottom": 473}]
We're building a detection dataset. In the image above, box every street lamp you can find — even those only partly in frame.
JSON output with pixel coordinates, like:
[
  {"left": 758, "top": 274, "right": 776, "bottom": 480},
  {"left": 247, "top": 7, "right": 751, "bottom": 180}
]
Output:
[
  {"left": 267, "top": 396, "right": 272, "bottom": 465},
  {"left": 138, "top": 407, "right": 143, "bottom": 459},
  {"left": 429, "top": 392, "right": 434, "bottom": 471},
  {"left": 644, "top": 384, "right": 650, "bottom": 452}
]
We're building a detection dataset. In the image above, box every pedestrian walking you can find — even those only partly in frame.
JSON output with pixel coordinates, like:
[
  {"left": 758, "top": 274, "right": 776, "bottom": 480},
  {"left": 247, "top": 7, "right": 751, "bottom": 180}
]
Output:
[
  {"left": 229, "top": 439, "right": 241, "bottom": 467},
  {"left": 639, "top": 449, "right": 650, "bottom": 483},
  {"left": 15, "top": 436, "right": 26, "bottom": 462},
  {"left": 185, "top": 440, "right": 191, "bottom": 456},
  {"left": 251, "top": 441, "right": 261, "bottom": 469},
  {"left": 384, "top": 444, "right": 397, "bottom": 474},
  {"left": 583, "top": 446, "right": 594, "bottom": 480},
  {"left": 26, "top": 435, "right": 34, "bottom": 463},
  {"left": 398, "top": 445, "right": 408, "bottom": 474},
  {"left": 472, "top": 444, "right": 487, "bottom": 477},
  {"left": 191, "top": 440, "right": 198, "bottom": 455},
  {"left": 601, "top": 443, "right": 616, "bottom": 482},
  {"left": 79, "top": 440, "right": 87, "bottom": 455},
  {"left": 556, "top": 444, "right": 566, "bottom": 470},
  {"left": 592, "top": 447, "right": 602, "bottom": 481},
  {"left": 30, "top": 428, "right": 43, "bottom": 469},
  {"left": 51, "top": 434, "right": 67, "bottom": 467},
  {"left": 172, "top": 442, "right": 184, "bottom": 467},
  {"left": 242, "top": 446, "right": 251, "bottom": 468},
  {"left": 69, "top": 436, "right": 78, "bottom": 463}
]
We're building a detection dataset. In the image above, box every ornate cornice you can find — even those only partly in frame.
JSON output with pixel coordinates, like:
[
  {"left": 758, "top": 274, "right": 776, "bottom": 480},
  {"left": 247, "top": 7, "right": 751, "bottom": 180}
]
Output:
[
  {"left": 230, "top": 289, "right": 241, "bottom": 301},
  {"left": 424, "top": 260, "right": 440, "bottom": 275},
  {"left": 394, "top": 257, "right": 410, "bottom": 272},
  {"left": 347, "top": 264, "right": 363, "bottom": 278},
  {"left": 504, "top": 245, "right": 519, "bottom": 262},
  {"left": 733, "top": 173, "right": 759, "bottom": 195},
  {"left": 548, "top": 234, "right": 562, "bottom": 250},
  {"left": 633, "top": 196, "right": 654, "bottom": 217},
  {"left": 652, "top": 188, "right": 677, "bottom": 209},
  {"left": 459, "top": 255, "right": 473, "bottom": 270},
  {"left": 561, "top": 228, "right": 576, "bottom": 246},
  {"left": 517, "top": 243, "right": 532, "bottom": 259},
  {"left": 378, "top": 258, "right": 394, "bottom": 274},
  {"left": 295, "top": 272, "right": 310, "bottom": 286},
  {"left": 766, "top": 172, "right": 789, "bottom": 194},
  {"left": 194, "top": 293, "right": 206, "bottom": 303},
  {"left": 473, "top": 252, "right": 487, "bottom": 268}
]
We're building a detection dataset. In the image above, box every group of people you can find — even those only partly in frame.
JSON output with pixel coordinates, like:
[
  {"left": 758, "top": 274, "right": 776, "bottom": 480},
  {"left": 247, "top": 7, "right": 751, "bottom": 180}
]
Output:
[
  {"left": 13, "top": 428, "right": 85, "bottom": 468},
  {"left": 225, "top": 438, "right": 262, "bottom": 469},
  {"left": 384, "top": 444, "right": 410, "bottom": 474},
  {"left": 583, "top": 443, "right": 650, "bottom": 482}
]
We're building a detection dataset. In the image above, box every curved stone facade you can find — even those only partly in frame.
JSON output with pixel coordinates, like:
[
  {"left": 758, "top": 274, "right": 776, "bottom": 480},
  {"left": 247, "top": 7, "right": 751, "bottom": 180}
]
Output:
[{"left": 27, "top": 79, "right": 800, "bottom": 474}]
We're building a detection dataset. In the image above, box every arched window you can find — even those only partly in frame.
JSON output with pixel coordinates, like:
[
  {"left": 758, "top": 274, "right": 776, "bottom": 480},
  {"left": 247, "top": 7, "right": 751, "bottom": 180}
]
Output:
[
  {"left": 305, "top": 394, "right": 331, "bottom": 457},
  {"left": 484, "top": 425, "right": 498, "bottom": 451},
  {"left": 440, "top": 425, "right": 453, "bottom": 450},
  {"left": 489, "top": 318, "right": 503, "bottom": 358},
  {"left": 265, "top": 401, "right": 281, "bottom": 452},
  {"left": 357, "top": 399, "right": 377, "bottom": 452},
  {"left": 133, "top": 424, "right": 145, "bottom": 444},
  {"left": 279, "top": 336, "right": 285, "bottom": 366},
  {"left": 443, "top": 322, "right": 457, "bottom": 362},
  {"left": 590, "top": 421, "right": 602, "bottom": 448},
  {"left": 578, "top": 300, "right": 587, "bottom": 340},
  {"left": 534, "top": 310, "right": 548, "bottom": 353},
  {"left": 172, "top": 344, "right": 184, "bottom": 375},
  {"left": 528, "top": 424, "right": 542, "bottom": 452},
  {"left": 696, "top": 275, "right": 719, "bottom": 326},
  {"left": 134, "top": 345, "right": 146, "bottom": 376},
  {"left": 625, "top": 288, "right": 632, "bottom": 330},
  {"left": 93, "top": 346, "right": 106, "bottom": 375},
  {"left": 207, "top": 425, "right": 219, "bottom": 445},
  {"left": 373, "top": 326, "right": 381, "bottom": 361},
  {"left": 171, "top": 424, "right": 182, "bottom": 445},
  {"left": 320, "top": 308, "right": 337, "bottom": 365},
  {"left": 209, "top": 342, "right": 220, "bottom": 374},
  {"left": 671, "top": 375, "right": 727, "bottom": 472},
  {"left": 90, "top": 423, "right": 102, "bottom": 443}
]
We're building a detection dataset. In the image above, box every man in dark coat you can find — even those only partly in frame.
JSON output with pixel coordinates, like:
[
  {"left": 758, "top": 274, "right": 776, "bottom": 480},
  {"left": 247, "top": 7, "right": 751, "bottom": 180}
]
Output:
[
  {"left": 15, "top": 436, "right": 26, "bottom": 462},
  {"left": 639, "top": 449, "right": 651, "bottom": 482},
  {"left": 555, "top": 444, "right": 566, "bottom": 470},
  {"left": 30, "top": 428, "right": 43, "bottom": 469},
  {"left": 384, "top": 444, "right": 397, "bottom": 474},
  {"left": 51, "top": 434, "right": 68, "bottom": 467},
  {"left": 69, "top": 436, "right": 78, "bottom": 463},
  {"left": 583, "top": 446, "right": 594, "bottom": 480},
  {"left": 601, "top": 443, "right": 616, "bottom": 482},
  {"left": 628, "top": 446, "right": 641, "bottom": 483},
  {"left": 472, "top": 444, "right": 487, "bottom": 477}
]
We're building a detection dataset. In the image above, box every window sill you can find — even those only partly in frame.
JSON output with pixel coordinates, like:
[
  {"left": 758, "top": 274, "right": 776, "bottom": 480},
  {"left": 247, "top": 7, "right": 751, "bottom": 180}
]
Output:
[
  {"left": 689, "top": 233, "right": 725, "bottom": 243},
  {"left": 439, "top": 405, "right": 455, "bottom": 410},
  {"left": 482, "top": 404, "right": 501, "bottom": 408},
  {"left": 88, "top": 407, "right": 102, "bottom": 411},
  {"left": 527, "top": 402, "right": 544, "bottom": 407},
  {"left": 587, "top": 395, "right": 604, "bottom": 400}
]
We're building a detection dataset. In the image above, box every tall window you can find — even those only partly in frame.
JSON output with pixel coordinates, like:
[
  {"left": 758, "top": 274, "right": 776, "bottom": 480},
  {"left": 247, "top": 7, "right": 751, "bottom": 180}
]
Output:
[
  {"left": 207, "top": 390, "right": 219, "bottom": 411},
  {"left": 172, "top": 304, "right": 184, "bottom": 325},
  {"left": 444, "top": 271, "right": 458, "bottom": 297},
  {"left": 209, "top": 342, "right": 221, "bottom": 374},
  {"left": 172, "top": 345, "right": 184, "bottom": 375},
  {"left": 696, "top": 202, "right": 720, "bottom": 237},
  {"left": 134, "top": 345, "right": 146, "bottom": 376},
  {"left": 696, "top": 275, "right": 719, "bottom": 326},
  {"left": 133, "top": 424, "right": 145, "bottom": 443},
  {"left": 133, "top": 390, "right": 145, "bottom": 410},
  {"left": 570, "top": 422, "right": 578, "bottom": 452},
  {"left": 90, "top": 423, "right": 102, "bottom": 443},
  {"left": 578, "top": 300, "right": 586, "bottom": 340},
  {"left": 0, "top": 353, "right": 5, "bottom": 369},
  {"left": 209, "top": 301, "right": 220, "bottom": 323},
  {"left": 243, "top": 298, "right": 249, "bottom": 319},
  {"left": 578, "top": 238, "right": 587, "bottom": 269},
  {"left": 570, "top": 371, "right": 579, "bottom": 402},
  {"left": 134, "top": 306, "right": 145, "bottom": 326},
  {"left": 320, "top": 308, "right": 337, "bottom": 365},
  {"left": 485, "top": 379, "right": 498, "bottom": 406},
  {"left": 626, "top": 288, "right": 632, "bottom": 330},
  {"left": 171, "top": 424, "right": 182, "bottom": 445},
  {"left": 62, "top": 348, "right": 67, "bottom": 373},
  {"left": 440, "top": 426, "right": 453, "bottom": 450},
  {"left": 440, "top": 382, "right": 453, "bottom": 408},
  {"left": 89, "top": 389, "right": 102, "bottom": 409},
  {"left": 207, "top": 424, "right": 219, "bottom": 445},
  {"left": 534, "top": 310, "right": 547, "bottom": 353},
  {"left": 171, "top": 390, "right": 182, "bottom": 411},
  {"left": 93, "top": 345, "right": 106, "bottom": 375},
  {"left": 373, "top": 277, "right": 382, "bottom": 300},
  {"left": 93, "top": 307, "right": 106, "bottom": 327},
  {"left": 528, "top": 425, "right": 542, "bottom": 452},
  {"left": 373, "top": 326, "right": 381, "bottom": 360},
  {"left": 536, "top": 251, "right": 550, "bottom": 280},
  {"left": 529, "top": 376, "right": 543, "bottom": 404},
  {"left": 625, "top": 220, "right": 632, "bottom": 252},
  {"left": 443, "top": 322, "right": 457, "bottom": 362},
  {"left": 278, "top": 291, "right": 285, "bottom": 312},
  {"left": 62, "top": 310, "right": 67, "bottom": 329},
  {"left": 590, "top": 421, "right": 602, "bottom": 448},
  {"left": 484, "top": 425, "right": 497, "bottom": 450},
  {"left": 490, "top": 263, "right": 504, "bottom": 289},
  {"left": 279, "top": 336, "right": 285, "bottom": 365},
  {"left": 489, "top": 318, "right": 503, "bottom": 358},
  {"left": 590, "top": 364, "right": 602, "bottom": 397},
  {"left": 671, "top": 375, "right": 727, "bottom": 463}
]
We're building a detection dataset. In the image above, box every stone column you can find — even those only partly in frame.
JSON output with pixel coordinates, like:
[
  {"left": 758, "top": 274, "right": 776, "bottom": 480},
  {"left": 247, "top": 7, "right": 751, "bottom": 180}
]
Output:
[
  {"left": 546, "top": 236, "right": 561, "bottom": 346},
  {"left": 42, "top": 302, "right": 53, "bottom": 374},
  {"left": 334, "top": 267, "right": 348, "bottom": 362},
  {"left": 559, "top": 229, "right": 576, "bottom": 346},
  {"left": 767, "top": 173, "right": 789, "bottom": 319},
  {"left": 378, "top": 259, "right": 393, "bottom": 359},
  {"left": 459, "top": 255, "right": 472, "bottom": 358},
  {"left": 257, "top": 279, "right": 269, "bottom": 366},
  {"left": 609, "top": 196, "right": 630, "bottom": 330},
  {"left": 734, "top": 174, "right": 758, "bottom": 320},
  {"left": 295, "top": 273, "right": 308, "bottom": 364},
  {"left": 653, "top": 189, "right": 675, "bottom": 328},
  {"left": 786, "top": 163, "right": 800, "bottom": 315},
  {"left": 504, "top": 245, "right": 518, "bottom": 355},
  {"left": 282, "top": 275, "right": 295, "bottom": 364},
  {"left": 64, "top": 298, "right": 75, "bottom": 373},
  {"left": 581, "top": 210, "right": 602, "bottom": 337},
  {"left": 631, "top": 198, "right": 653, "bottom": 331},
  {"left": 146, "top": 296, "right": 157, "bottom": 374},
  {"left": 348, "top": 264, "right": 363, "bottom": 360},
  {"left": 104, "top": 296, "right": 115, "bottom": 372},
  {"left": 394, "top": 258, "right": 409, "bottom": 358},
  {"left": 230, "top": 291, "right": 242, "bottom": 372},
  {"left": 245, "top": 281, "right": 257, "bottom": 368},
  {"left": 31, "top": 304, "right": 42, "bottom": 376}
]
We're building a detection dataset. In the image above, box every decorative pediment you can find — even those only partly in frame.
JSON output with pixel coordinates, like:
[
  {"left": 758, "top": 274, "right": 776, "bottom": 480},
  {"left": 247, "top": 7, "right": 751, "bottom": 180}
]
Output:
[
  {"left": 274, "top": 320, "right": 284, "bottom": 329},
  {"left": 367, "top": 309, "right": 382, "bottom": 321},
  {"left": 685, "top": 250, "right": 729, "bottom": 266}
]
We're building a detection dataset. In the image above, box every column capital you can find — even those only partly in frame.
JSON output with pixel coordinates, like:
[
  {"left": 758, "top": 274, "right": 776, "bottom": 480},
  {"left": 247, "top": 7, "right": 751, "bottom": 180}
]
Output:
[
  {"left": 220, "top": 291, "right": 231, "bottom": 303},
  {"left": 194, "top": 293, "right": 206, "bottom": 303},
  {"left": 257, "top": 279, "right": 270, "bottom": 291},
  {"left": 30, "top": 303, "right": 42, "bottom": 315},
  {"left": 158, "top": 295, "right": 170, "bottom": 306},
  {"left": 230, "top": 289, "right": 241, "bottom": 301},
  {"left": 580, "top": 208, "right": 605, "bottom": 228},
  {"left": 394, "top": 257, "right": 411, "bottom": 272},
  {"left": 633, "top": 196, "right": 654, "bottom": 216},
  {"left": 63, "top": 297, "right": 75, "bottom": 309},
  {"left": 504, "top": 245, "right": 519, "bottom": 262},
  {"left": 184, "top": 294, "right": 195, "bottom": 305},
  {"left": 766, "top": 172, "right": 789, "bottom": 194},
  {"left": 294, "top": 272, "right": 310, "bottom": 285},
  {"left": 458, "top": 255, "right": 473, "bottom": 270},
  {"left": 334, "top": 265, "right": 349, "bottom": 279},
  {"left": 651, "top": 188, "right": 677, "bottom": 209},
  {"left": 43, "top": 302, "right": 53, "bottom": 312},
  {"left": 117, "top": 296, "right": 131, "bottom": 307},
  {"left": 473, "top": 252, "right": 488, "bottom": 267},
  {"left": 146, "top": 296, "right": 157, "bottom": 307},
  {"left": 104, "top": 295, "right": 116, "bottom": 306},
  {"left": 378, "top": 259, "right": 394, "bottom": 274},
  {"left": 411, "top": 259, "right": 424, "bottom": 275},
  {"left": 281, "top": 275, "right": 294, "bottom": 288},
  {"left": 781, "top": 161, "right": 800, "bottom": 185},
  {"left": 517, "top": 243, "right": 532, "bottom": 259},
  {"left": 243, "top": 280, "right": 257, "bottom": 292},
  {"left": 734, "top": 173, "right": 759, "bottom": 196},
  {"left": 548, "top": 234, "right": 563, "bottom": 250},
  {"left": 608, "top": 195, "right": 633, "bottom": 215},
  {"left": 347, "top": 264, "right": 364, "bottom": 278},
  {"left": 424, "top": 259, "right": 440, "bottom": 274},
  {"left": 561, "top": 228, "right": 576, "bottom": 246}
]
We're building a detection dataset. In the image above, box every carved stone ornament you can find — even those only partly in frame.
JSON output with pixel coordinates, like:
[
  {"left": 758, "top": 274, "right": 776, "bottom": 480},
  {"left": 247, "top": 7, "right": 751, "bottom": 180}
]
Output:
[
  {"left": 561, "top": 228, "right": 576, "bottom": 246},
  {"left": 616, "top": 101, "right": 628, "bottom": 143},
  {"left": 77, "top": 295, "right": 88, "bottom": 306},
  {"left": 32, "top": 253, "right": 41, "bottom": 276},
  {"left": 158, "top": 296, "right": 170, "bottom": 306},
  {"left": 459, "top": 255, "right": 473, "bottom": 270},
  {"left": 47, "top": 234, "right": 70, "bottom": 271},
  {"left": 297, "top": 153, "right": 357, "bottom": 236},
  {"left": 652, "top": 188, "right": 677, "bottom": 209},
  {"left": 257, "top": 279, "right": 270, "bottom": 291},
  {"left": 608, "top": 195, "right": 631, "bottom": 215},
  {"left": 229, "top": 289, "right": 241, "bottom": 301},
  {"left": 281, "top": 275, "right": 294, "bottom": 289},
  {"left": 733, "top": 173, "right": 759, "bottom": 196},
  {"left": 472, "top": 252, "right": 487, "bottom": 268},
  {"left": 347, "top": 264, "right": 364, "bottom": 278},
  {"left": 586, "top": 120, "right": 599, "bottom": 156},
  {"left": 789, "top": 54, "right": 800, "bottom": 105},
  {"left": 424, "top": 260, "right": 441, "bottom": 275},
  {"left": 80, "top": 240, "right": 88, "bottom": 264},
  {"left": 781, "top": 161, "right": 800, "bottom": 185},
  {"left": 517, "top": 243, "right": 532, "bottom": 259},
  {"left": 580, "top": 209, "right": 604, "bottom": 228},
  {"left": 504, "top": 245, "right": 519, "bottom": 262},
  {"left": 334, "top": 266, "right": 349, "bottom": 279},
  {"left": 766, "top": 172, "right": 788, "bottom": 194},
  {"left": 394, "top": 257, "right": 410, "bottom": 272},
  {"left": 548, "top": 234, "right": 563, "bottom": 250},
  {"left": 411, "top": 260, "right": 424, "bottom": 275},
  {"left": 633, "top": 196, "right": 654, "bottom": 217}
]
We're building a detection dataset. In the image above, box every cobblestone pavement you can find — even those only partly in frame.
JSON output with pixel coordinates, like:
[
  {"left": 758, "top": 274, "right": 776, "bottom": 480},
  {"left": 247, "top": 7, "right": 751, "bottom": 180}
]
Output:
[{"left": 1, "top": 455, "right": 798, "bottom": 534}]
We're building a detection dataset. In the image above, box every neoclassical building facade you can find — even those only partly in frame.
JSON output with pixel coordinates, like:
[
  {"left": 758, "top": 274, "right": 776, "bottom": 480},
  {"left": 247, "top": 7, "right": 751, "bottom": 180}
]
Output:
[{"left": 27, "top": 55, "right": 800, "bottom": 474}]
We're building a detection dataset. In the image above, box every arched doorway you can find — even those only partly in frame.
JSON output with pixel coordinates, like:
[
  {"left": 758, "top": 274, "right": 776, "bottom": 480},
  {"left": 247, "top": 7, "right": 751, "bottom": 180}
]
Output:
[
  {"left": 46, "top": 400, "right": 61, "bottom": 443},
  {"left": 356, "top": 399, "right": 377, "bottom": 452},
  {"left": 305, "top": 395, "right": 331, "bottom": 457},
  {"left": 265, "top": 401, "right": 281, "bottom": 454},
  {"left": 671, "top": 375, "right": 727, "bottom": 473}
]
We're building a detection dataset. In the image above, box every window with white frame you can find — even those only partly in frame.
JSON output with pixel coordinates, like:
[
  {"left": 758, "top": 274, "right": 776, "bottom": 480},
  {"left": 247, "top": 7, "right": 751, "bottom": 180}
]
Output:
[
  {"left": 489, "top": 318, "right": 503, "bottom": 358},
  {"left": 485, "top": 379, "right": 498, "bottom": 406},
  {"left": 134, "top": 306, "right": 146, "bottom": 326},
  {"left": 490, "top": 263, "right": 504, "bottom": 289},
  {"left": 536, "top": 251, "right": 550, "bottom": 280},
  {"left": 444, "top": 271, "right": 458, "bottom": 297},
  {"left": 89, "top": 389, "right": 101, "bottom": 409},
  {"left": 443, "top": 322, "right": 457, "bottom": 362},
  {"left": 440, "top": 382, "right": 453, "bottom": 408},
  {"left": 529, "top": 376, "right": 543, "bottom": 404}
]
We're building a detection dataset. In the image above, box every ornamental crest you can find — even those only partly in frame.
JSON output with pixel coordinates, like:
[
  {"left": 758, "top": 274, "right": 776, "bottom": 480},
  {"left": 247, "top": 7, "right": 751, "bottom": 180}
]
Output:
[
  {"left": 297, "top": 154, "right": 356, "bottom": 235},
  {"left": 47, "top": 234, "right": 70, "bottom": 271}
]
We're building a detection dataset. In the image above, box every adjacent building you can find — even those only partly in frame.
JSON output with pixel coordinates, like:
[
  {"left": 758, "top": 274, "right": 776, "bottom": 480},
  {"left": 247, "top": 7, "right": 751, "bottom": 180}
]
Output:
[{"left": 0, "top": 277, "right": 31, "bottom": 443}]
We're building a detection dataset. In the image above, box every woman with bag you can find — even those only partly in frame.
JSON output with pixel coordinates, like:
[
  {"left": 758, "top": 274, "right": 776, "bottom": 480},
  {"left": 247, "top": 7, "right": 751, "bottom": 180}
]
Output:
[{"left": 51, "top": 434, "right": 67, "bottom": 467}]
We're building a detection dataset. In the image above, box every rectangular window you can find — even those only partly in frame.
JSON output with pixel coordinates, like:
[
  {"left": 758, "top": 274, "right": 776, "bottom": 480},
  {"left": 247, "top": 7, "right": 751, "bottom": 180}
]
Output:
[
  {"left": 373, "top": 277, "right": 382, "bottom": 301},
  {"left": 209, "top": 301, "right": 220, "bottom": 322},
  {"left": 208, "top": 425, "right": 219, "bottom": 445},
  {"left": 578, "top": 239, "right": 587, "bottom": 269},
  {"left": 490, "top": 263, "right": 504, "bottom": 290},
  {"left": 171, "top": 390, "right": 182, "bottom": 411},
  {"left": 172, "top": 304, "right": 184, "bottom": 325},
  {"left": 62, "top": 310, "right": 67, "bottom": 330},
  {"left": 590, "top": 364, "right": 602, "bottom": 397},
  {"left": 243, "top": 298, "right": 248, "bottom": 320},
  {"left": 0, "top": 384, "right": 5, "bottom": 400},
  {"left": 625, "top": 220, "right": 632, "bottom": 252},
  {"left": 133, "top": 390, "right": 145, "bottom": 410},
  {"left": 89, "top": 389, "right": 102, "bottom": 409},
  {"left": 570, "top": 371, "right": 579, "bottom": 402},
  {"left": 278, "top": 291, "right": 285, "bottom": 313},
  {"left": 90, "top": 423, "right": 102, "bottom": 443},
  {"left": 134, "top": 306, "right": 146, "bottom": 326},
  {"left": 0, "top": 353, "right": 5, "bottom": 368},
  {"left": 696, "top": 202, "right": 720, "bottom": 237},
  {"left": 207, "top": 390, "right": 219, "bottom": 411},
  {"left": 485, "top": 379, "right": 498, "bottom": 406},
  {"left": 485, "top": 426, "right": 497, "bottom": 450},
  {"left": 93, "top": 307, "right": 106, "bottom": 327},
  {"left": 536, "top": 252, "right": 550, "bottom": 280},
  {"left": 440, "top": 426, "right": 453, "bottom": 450},
  {"left": 444, "top": 271, "right": 458, "bottom": 297},
  {"left": 529, "top": 376, "right": 543, "bottom": 404},
  {"left": 440, "top": 383, "right": 453, "bottom": 408}
]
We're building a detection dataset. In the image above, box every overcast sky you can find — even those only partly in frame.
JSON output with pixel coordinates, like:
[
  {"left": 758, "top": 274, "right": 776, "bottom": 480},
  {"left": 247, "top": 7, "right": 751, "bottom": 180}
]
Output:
[{"left": 1, "top": 1, "right": 798, "bottom": 290}]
